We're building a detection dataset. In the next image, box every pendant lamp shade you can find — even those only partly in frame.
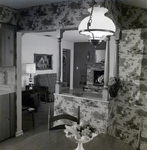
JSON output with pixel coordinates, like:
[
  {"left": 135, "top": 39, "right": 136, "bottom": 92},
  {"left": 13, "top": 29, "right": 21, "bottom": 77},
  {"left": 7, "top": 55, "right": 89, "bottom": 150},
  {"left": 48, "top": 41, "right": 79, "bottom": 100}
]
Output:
[{"left": 78, "top": 6, "right": 116, "bottom": 40}]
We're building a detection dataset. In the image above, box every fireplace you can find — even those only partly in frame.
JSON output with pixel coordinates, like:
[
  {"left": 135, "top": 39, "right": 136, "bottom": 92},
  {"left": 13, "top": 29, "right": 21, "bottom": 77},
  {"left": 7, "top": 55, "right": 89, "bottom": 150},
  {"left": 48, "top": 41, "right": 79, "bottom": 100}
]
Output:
[
  {"left": 93, "top": 70, "right": 104, "bottom": 86},
  {"left": 85, "top": 63, "right": 104, "bottom": 92}
]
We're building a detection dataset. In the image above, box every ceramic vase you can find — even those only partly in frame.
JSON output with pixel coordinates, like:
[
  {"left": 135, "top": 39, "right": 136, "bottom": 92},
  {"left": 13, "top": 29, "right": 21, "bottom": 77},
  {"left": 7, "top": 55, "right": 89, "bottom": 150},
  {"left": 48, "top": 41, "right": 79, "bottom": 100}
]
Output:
[{"left": 109, "top": 89, "right": 118, "bottom": 97}]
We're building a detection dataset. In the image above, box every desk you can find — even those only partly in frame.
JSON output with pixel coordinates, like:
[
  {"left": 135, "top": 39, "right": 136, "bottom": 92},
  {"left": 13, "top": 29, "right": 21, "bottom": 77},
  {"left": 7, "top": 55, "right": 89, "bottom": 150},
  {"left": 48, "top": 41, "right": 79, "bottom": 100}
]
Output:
[
  {"left": 24, "top": 85, "right": 48, "bottom": 106},
  {"left": 14, "top": 130, "right": 135, "bottom": 150},
  {"left": 26, "top": 85, "right": 48, "bottom": 103},
  {"left": 22, "top": 89, "right": 39, "bottom": 110}
]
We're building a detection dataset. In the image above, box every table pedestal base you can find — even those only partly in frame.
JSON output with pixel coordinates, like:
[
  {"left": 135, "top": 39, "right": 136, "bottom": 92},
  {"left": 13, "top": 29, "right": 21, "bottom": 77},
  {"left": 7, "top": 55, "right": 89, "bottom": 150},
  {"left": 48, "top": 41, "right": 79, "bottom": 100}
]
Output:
[{"left": 75, "top": 142, "right": 84, "bottom": 150}]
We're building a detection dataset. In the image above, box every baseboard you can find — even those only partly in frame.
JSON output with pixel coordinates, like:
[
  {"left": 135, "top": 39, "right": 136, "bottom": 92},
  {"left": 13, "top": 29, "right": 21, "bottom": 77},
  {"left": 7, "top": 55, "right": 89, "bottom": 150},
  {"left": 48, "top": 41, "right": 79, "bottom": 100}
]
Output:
[{"left": 15, "top": 130, "right": 23, "bottom": 137}]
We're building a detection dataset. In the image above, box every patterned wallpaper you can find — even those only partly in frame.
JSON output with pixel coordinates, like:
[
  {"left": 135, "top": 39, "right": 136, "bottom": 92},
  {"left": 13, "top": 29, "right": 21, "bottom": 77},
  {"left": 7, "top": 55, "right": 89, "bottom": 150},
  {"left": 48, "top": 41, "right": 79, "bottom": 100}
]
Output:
[
  {"left": 0, "top": 0, "right": 147, "bottom": 30},
  {"left": 54, "top": 94, "right": 109, "bottom": 134},
  {"left": 16, "top": 0, "right": 91, "bottom": 31},
  {"left": 0, "top": 5, "right": 17, "bottom": 25},
  {"left": 108, "top": 28, "right": 147, "bottom": 150},
  {"left": 104, "top": 0, "right": 147, "bottom": 30},
  {"left": 15, "top": 0, "right": 147, "bottom": 31}
]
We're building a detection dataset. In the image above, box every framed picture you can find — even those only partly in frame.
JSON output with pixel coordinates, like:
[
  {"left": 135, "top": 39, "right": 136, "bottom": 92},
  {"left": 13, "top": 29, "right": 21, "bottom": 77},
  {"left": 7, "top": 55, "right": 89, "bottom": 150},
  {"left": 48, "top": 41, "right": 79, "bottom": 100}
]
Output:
[{"left": 34, "top": 53, "right": 53, "bottom": 70}]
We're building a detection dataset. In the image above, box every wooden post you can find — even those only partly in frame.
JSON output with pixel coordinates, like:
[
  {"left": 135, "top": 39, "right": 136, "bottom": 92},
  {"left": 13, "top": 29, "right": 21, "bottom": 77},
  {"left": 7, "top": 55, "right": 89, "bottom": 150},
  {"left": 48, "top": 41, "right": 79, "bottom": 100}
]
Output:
[
  {"left": 55, "top": 29, "right": 64, "bottom": 94},
  {"left": 113, "top": 28, "right": 120, "bottom": 77},
  {"left": 103, "top": 36, "right": 110, "bottom": 101},
  {"left": 16, "top": 32, "right": 23, "bottom": 137},
  {"left": 113, "top": 39, "right": 119, "bottom": 77}
]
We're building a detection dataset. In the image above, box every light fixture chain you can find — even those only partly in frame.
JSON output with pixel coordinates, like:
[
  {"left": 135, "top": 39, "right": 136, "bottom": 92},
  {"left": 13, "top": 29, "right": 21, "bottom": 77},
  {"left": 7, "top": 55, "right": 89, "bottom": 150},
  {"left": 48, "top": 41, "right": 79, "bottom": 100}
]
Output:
[
  {"left": 87, "top": 0, "right": 95, "bottom": 39},
  {"left": 87, "top": 1, "right": 94, "bottom": 27}
]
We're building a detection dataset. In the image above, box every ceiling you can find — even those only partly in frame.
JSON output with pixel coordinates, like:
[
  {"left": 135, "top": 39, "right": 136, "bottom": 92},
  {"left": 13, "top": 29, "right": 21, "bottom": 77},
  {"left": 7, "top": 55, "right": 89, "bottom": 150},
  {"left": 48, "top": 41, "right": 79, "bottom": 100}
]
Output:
[
  {"left": 0, "top": 0, "right": 146, "bottom": 42},
  {"left": 26, "top": 30, "right": 90, "bottom": 43}
]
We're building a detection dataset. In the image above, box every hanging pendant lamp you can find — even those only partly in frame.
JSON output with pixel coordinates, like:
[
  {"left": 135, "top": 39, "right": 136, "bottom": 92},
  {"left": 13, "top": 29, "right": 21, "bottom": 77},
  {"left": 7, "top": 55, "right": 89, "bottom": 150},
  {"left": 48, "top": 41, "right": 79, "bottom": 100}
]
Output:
[{"left": 78, "top": 5, "right": 116, "bottom": 46}]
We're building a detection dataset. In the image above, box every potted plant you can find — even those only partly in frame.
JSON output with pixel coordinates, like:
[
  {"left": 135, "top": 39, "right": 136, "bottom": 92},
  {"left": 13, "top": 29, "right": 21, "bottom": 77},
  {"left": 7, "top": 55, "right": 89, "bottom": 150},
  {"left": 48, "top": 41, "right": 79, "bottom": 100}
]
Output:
[{"left": 108, "top": 77, "right": 122, "bottom": 97}]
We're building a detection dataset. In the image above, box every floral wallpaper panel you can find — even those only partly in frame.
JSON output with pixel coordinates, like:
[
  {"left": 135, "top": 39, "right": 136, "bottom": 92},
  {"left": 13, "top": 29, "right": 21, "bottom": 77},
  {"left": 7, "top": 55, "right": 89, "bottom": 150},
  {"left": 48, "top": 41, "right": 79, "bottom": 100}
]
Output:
[
  {"left": 0, "top": 5, "right": 17, "bottom": 25},
  {"left": 54, "top": 94, "right": 109, "bottom": 134},
  {"left": 108, "top": 28, "right": 147, "bottom": 150}
]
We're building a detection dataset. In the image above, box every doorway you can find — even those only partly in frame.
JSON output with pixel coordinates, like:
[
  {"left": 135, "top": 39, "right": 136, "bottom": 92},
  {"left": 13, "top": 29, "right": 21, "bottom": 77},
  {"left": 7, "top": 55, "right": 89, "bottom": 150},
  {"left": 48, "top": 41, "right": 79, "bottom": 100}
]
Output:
[{"left": 63, "top": 49, "right": 70, "bottom": 87}]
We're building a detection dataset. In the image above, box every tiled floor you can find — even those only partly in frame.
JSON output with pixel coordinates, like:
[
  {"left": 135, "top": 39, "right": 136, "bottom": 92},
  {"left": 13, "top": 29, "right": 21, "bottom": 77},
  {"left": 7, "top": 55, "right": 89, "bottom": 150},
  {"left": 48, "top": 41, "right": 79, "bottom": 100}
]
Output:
[{"left": 0, "top": 102, "right": 52, "bottom": 150}]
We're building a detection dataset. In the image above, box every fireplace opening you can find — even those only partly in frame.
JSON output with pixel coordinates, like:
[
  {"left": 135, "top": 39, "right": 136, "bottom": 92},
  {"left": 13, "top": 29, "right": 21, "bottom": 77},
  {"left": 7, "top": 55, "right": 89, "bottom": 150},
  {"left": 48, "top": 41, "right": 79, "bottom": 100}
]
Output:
[{"left": 93, "top": 70, "right": 104, "bottom": 86}]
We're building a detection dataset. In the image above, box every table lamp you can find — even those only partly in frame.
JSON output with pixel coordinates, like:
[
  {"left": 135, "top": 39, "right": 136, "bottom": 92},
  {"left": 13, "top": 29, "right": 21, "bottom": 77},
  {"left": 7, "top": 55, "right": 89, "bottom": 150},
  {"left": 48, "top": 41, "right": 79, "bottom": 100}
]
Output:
[{"left": 26, "top": 63, "right": 36, "bottom": 89}]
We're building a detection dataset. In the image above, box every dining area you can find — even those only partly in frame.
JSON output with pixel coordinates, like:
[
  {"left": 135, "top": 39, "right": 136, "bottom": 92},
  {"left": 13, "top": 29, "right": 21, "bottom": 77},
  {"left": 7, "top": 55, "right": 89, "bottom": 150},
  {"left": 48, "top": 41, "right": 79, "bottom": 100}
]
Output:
[
  {"left": 13, "top": 129, "right": 135, "bottom": 150},
  {"left": 0, "top": 101, "right": 136, "bottom": 150},
  {"left": 12, "top": 103, "right": 135, "bottom": 150}
]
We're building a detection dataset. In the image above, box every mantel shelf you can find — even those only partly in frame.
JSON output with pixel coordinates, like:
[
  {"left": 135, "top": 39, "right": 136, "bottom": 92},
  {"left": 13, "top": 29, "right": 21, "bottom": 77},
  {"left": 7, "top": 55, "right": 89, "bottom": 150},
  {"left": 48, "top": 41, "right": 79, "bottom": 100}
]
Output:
[{"left": 85, "top": 62, "right": 104, "bottom": 65}]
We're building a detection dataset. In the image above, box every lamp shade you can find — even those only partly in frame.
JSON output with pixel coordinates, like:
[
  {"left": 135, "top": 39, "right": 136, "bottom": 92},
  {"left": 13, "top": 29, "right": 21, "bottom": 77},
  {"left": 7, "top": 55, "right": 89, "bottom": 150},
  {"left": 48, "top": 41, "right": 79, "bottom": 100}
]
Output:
[
  {"left": 26, "top": 63, "right": 36, "bottom": 74},
  {"left": 78, "top": 6, "right": 116, "bottom": 40}
]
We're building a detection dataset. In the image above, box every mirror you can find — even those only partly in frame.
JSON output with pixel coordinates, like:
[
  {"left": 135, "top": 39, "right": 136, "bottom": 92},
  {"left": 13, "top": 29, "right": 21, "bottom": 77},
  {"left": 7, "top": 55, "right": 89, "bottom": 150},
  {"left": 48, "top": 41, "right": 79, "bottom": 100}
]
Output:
[{"left": 95, "top": 50, "right": 105, "bottom": 63}]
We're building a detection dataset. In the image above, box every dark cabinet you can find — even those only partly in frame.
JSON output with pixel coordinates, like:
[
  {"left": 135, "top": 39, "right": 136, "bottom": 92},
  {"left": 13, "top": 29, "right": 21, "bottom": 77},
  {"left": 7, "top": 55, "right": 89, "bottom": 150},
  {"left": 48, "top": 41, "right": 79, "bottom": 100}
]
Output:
[
  {"left": 0, "top": 23, "right": 16, "bottom": 66},
  {"left": 0, "top": 94, "right": 9, "bottom": 141},
  {"left": 9, "top": 93, "right": 16, "bottom": 137},
  {"left": 0, "top": 93, "right": 16, "bottom": 142}
]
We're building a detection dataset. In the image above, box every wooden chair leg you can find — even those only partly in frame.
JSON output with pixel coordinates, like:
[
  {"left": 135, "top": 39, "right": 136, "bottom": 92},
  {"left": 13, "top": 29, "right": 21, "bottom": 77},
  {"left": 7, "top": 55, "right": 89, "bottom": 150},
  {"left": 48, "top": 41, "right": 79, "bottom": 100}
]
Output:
[
  {"left": 31, "top": 111, "right": 35, "bottom": 127},
  {"left": 28, "top": 107, "right": 35, "bottom": 127}
]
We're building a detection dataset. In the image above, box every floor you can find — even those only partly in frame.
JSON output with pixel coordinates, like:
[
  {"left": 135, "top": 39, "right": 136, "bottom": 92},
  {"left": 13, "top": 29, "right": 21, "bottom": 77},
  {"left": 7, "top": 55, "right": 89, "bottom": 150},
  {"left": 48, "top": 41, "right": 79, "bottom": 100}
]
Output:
[{"left": 0, "top": 101, "right": 52, "bottom": 150}]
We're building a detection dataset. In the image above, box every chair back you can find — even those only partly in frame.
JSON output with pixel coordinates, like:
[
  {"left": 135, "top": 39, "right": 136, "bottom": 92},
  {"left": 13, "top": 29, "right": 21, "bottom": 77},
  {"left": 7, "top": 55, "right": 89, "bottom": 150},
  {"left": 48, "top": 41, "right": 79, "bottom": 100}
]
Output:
[{"left": 48, "top": 106, "right": 80, "bottom": 130}]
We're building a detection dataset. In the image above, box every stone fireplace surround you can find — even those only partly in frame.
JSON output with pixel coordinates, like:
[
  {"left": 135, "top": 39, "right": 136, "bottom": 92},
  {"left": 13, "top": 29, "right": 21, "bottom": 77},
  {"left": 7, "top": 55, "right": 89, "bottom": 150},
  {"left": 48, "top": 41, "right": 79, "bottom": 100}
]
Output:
[{"left": 84, "top": 62, "right": 104, "bottom": 92}]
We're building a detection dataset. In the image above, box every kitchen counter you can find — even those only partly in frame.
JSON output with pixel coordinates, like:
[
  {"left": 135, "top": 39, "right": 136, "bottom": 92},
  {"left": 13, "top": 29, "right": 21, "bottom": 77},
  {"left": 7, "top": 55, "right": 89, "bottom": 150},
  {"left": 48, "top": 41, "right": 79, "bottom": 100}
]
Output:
[
  {"left": 0, "top": 84, "right": 15, "bottom": 95},
  {"left": 0, "top": 90, "right": 12, "bottom": 95}
]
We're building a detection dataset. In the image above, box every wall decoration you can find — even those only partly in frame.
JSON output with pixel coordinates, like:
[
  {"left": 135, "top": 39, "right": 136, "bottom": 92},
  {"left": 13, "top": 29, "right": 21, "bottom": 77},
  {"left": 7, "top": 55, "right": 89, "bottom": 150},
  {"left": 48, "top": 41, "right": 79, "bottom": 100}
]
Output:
[
  {"left": 86, "top": 51, "right": 90, "bottom": 61},
  {"left": 34, "top": 53, "right": 52, "bottom": 70}
]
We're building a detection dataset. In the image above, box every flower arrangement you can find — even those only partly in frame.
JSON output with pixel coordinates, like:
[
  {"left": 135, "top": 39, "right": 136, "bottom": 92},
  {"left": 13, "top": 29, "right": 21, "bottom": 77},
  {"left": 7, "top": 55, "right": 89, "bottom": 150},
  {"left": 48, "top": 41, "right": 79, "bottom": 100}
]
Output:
[
  {"left": 108, "top": 77, "right": 122, "bottom": 97},
  {"left": 64, "top": 121, "right": 98, "bottom": 150}
]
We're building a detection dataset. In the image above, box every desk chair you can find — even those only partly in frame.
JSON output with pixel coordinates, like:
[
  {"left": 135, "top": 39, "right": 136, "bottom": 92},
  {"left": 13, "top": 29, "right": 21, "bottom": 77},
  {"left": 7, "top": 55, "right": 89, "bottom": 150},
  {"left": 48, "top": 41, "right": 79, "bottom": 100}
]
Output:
[{"left": 48, "top": 106, "right": 80, "bottom": 130}]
